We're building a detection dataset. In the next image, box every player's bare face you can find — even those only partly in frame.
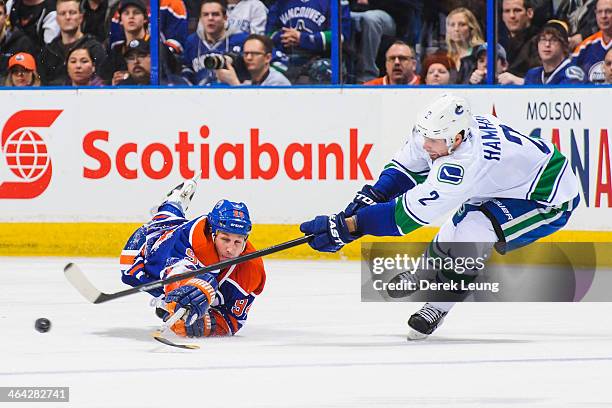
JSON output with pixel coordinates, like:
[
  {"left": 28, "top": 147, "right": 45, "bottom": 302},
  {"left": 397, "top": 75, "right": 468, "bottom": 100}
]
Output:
[
  {"left": 214, "top": 231, "right": 247, "bottom": 261},
  {"left": 423, "top": 137, "right": 449, "bottom": 160},
  {"left": 201, "top": 3, "right": 226, "bottom": 38}
]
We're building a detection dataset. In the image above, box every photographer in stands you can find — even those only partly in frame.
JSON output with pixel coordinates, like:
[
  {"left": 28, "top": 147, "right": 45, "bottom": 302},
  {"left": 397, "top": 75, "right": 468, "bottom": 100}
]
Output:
[{"left": 215, "top": 34, "right": 290, "bottom": 85}]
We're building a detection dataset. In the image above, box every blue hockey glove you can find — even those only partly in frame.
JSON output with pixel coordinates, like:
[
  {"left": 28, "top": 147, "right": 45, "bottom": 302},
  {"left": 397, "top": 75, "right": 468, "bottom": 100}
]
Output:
[
  {"left": 165, "top": 274, "right": 218, "bottom": 326},
  {"left": 185, "top": 317, "right": 205, "bottom": 337},
  {"left": 300, "top": 212, "right": 357, "bottom": 253},
  {"left": 344, "top": 184, "right": 387, "bottom": 217}
]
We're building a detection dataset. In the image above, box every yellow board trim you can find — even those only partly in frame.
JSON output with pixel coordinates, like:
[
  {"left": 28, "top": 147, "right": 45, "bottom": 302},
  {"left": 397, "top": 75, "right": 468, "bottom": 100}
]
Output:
[{"left": 1, "top": 223, "right": 611, "bottom": 261}]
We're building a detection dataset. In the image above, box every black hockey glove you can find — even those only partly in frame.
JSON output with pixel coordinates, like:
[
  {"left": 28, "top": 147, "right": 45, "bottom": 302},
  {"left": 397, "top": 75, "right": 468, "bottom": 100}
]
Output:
[{"left": 344, "top": 184, "right": 387, "bottom": 217}]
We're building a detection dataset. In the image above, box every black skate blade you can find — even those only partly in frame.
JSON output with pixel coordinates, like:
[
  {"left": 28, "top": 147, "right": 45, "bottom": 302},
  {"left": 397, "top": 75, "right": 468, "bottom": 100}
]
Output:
[{"left": 152, "top": 330, "right": 200, "bottom": 349}]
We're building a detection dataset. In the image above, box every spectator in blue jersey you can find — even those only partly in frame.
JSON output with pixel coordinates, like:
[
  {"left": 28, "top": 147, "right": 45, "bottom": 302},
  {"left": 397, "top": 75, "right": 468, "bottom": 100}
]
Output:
[
  {"left": 215, "top": 33, "right": 291, "bottom": 85},
  {"left": 604, "top": 46, "right": 612, "bottom": 82},
  {"left": 227, "top": 0, "right": 268, "bottom": 34},
  {"left": 571, "top": 0, "right": 612, "bottom": 83},
  {"left": 181, "top": 0, "right": 249, "bottom": 85},
  {"left": 106, "top": 0, "right": 188, "bottom": 55},
  {"left": 500, "top": 19, "right": 586, "bottom": 84},
  {"left": 100, "top": 0, "right": 149, "bottom": 82},
  {"left": 160, "top": 0, "right": 188, "bottom": 54},
  {"left": 265, "top": 0, "right": 351, "bottom": 84},
  {"left": 467, "top": 43, "right": 509, "bottom": 84},
  {"left": 38, "top": 0, "right": 106, "bottom": 85}
]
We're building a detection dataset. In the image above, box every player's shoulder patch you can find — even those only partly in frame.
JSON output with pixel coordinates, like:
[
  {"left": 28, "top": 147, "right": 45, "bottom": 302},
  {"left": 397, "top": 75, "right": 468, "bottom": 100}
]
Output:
[
  {"left": 565, "top": 65, "right": 585, "bottom": 81},
  {"left": 437, "top": 163, "right": 464, "bottom": 185}
]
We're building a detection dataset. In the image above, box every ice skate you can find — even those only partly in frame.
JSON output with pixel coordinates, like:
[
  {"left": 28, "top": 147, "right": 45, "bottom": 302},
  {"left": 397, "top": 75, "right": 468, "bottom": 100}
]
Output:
[
  {"left": 152, "top": 171, "right": 202, "bottom": 214},
  {"left": 407, "top": 303, "right": 448, "bottom": 340}
]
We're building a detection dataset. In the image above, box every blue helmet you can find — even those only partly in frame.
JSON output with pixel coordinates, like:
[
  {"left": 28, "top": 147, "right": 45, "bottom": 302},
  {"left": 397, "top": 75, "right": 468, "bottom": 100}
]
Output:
[{"left": 208, "top": 199, "right": 252, "bottom": 236}]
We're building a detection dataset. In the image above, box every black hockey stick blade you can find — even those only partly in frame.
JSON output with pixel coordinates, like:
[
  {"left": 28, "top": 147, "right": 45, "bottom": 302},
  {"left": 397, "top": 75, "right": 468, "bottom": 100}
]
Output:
[{"left": 64, "top": 234, "right": 313, "bottom": 304}]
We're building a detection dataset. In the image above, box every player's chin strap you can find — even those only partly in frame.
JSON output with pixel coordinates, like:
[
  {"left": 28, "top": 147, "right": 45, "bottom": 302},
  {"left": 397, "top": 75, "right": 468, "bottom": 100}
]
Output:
[{"left": 447, "top": 130, "right": 467, "bottom": 155}]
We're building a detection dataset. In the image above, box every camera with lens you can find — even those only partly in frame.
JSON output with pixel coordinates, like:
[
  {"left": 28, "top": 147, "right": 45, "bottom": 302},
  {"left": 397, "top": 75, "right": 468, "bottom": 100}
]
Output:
[
  {"left": 204, "top": 53, "right": 227, "bottom": 69},
  {"left": 203, "top": 52, "right": 248, "bottom": 82}
]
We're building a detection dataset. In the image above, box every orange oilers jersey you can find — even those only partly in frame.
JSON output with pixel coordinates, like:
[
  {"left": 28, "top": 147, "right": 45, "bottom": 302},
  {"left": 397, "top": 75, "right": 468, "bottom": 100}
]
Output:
[{"left": 121, "top": 212, "right": 265, "bottom": 337}]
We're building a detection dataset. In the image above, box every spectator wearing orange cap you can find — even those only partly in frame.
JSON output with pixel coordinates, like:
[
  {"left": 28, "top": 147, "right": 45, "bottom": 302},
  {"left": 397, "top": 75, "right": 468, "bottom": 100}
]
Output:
[
  {"left": 421, "top": 51, "right": 454, "bottom": 85},
  {"left": 3, "top": 52, "right": 41, "bottom": 86}
]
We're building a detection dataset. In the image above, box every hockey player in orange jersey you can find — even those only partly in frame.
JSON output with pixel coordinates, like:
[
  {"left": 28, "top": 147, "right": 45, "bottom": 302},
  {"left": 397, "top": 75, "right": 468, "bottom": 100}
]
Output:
[{"left": 120, "top": 173, "right": 265, "bottom": 337}]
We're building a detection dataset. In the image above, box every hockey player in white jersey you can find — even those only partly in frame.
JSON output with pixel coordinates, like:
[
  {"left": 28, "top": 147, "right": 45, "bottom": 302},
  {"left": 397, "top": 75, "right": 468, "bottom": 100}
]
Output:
[{"left": 300, "top": 93, "right": 580, "bottom": 340}]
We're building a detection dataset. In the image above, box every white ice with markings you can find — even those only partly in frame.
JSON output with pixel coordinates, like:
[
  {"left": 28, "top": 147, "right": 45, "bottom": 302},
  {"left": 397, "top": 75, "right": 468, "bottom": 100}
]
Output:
[{"left": 1, "top": 257, "right": 611, "bottom": 407}]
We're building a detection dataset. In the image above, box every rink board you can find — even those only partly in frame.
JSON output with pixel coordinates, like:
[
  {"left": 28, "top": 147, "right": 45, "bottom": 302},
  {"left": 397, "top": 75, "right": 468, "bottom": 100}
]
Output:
[{"left": 0, "top": 87, "right": 610, "bottom": 257}]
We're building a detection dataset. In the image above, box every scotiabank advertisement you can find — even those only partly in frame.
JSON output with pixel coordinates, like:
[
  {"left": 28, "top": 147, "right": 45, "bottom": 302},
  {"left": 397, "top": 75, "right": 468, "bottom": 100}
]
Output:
[{"left": 0, "top": 88, "right": 610, "bottom": 230}]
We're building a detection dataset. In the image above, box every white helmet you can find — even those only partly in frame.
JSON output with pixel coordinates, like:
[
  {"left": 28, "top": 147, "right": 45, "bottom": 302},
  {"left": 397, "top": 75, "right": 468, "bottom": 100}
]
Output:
[{"left": 414, "top": 94, "right": 473, "bottom": 152}]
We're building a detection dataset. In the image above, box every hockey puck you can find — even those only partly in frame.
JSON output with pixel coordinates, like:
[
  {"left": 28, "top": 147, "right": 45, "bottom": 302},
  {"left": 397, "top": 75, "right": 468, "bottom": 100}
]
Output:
[{"left": 35, "top": 318, "right": 51, "bottom": 333}]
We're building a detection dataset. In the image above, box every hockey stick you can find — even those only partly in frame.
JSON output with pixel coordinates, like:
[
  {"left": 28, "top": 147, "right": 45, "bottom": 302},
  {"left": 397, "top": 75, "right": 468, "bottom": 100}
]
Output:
[
  {"left": 64, "top": 234, "right": 313, "bottom": 304},
  {"left": 151, "top": 308, "right": 201, "bottom": 350}
]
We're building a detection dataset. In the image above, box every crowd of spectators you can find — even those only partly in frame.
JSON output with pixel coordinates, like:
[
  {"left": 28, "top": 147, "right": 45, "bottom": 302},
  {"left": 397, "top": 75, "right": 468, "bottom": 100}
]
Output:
[
  {"left": 0, "top": 0, "right": 610, "bottom": 87},
  {"left": 351, "top": 0, "right": 611, "bottom": 86}
]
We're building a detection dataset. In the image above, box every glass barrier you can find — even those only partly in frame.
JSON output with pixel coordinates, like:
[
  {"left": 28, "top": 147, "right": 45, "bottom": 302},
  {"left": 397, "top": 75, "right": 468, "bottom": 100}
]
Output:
[{"left": 0, "top": 0, "right": 610, "bottom": 88}]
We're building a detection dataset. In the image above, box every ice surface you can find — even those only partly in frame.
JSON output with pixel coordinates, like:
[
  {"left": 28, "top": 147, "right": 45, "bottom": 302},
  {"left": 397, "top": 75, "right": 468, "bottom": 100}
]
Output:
[{"left": 1, "top": 257, "right": 611, "bottom": 407}]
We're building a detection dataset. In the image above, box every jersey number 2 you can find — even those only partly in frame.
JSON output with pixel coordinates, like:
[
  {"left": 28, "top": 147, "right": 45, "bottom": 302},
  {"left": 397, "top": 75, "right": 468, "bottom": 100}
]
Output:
[{"left": 418, "top": 190, "right": 439, "bottom": 206}]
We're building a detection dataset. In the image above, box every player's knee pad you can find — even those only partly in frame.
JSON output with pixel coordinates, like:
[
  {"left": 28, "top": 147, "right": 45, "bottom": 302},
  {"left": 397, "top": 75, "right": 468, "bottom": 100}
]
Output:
[
  {"left": 454, "top": 211, "right": 497, "bottom": 243},
  {"left": 433, "top": 211, "right": 497, "bottom": 268}
]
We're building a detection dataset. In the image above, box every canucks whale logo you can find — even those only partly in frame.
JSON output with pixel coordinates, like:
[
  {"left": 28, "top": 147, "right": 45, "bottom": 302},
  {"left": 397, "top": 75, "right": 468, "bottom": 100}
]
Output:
[{"left": 438, "top": 164, "right": 464, "bottom": 185}]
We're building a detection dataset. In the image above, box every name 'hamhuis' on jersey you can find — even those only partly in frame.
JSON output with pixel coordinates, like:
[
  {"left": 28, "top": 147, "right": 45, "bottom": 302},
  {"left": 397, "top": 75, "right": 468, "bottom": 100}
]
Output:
[{"left": 388, "top": 114, "right": 580, "bottom": 234}]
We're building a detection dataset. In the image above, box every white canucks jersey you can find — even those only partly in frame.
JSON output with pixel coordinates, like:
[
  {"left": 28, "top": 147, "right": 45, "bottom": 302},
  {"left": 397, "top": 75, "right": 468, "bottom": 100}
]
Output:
[{"left": 389, "top": 114, "right": 580, "bottom": 234}]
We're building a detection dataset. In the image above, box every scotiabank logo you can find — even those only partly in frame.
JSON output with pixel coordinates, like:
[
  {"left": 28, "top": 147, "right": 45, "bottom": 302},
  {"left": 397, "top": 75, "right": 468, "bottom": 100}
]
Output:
[
  {"left": 0, "top": 110, "right": 63, "bottom": 199},
  {"left": 83, "top": 126, "right": 374, "bottom": 180}
]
